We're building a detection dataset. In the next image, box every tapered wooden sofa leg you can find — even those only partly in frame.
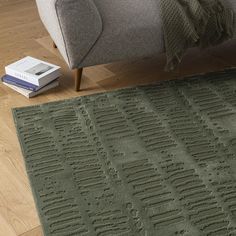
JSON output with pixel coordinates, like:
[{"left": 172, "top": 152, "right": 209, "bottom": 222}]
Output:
[
  {"left": 53, "top": 41, "right": 57, "bottom": 49},
  {"left": 74, "top": 68, "right": 83, "bottom": 91}
]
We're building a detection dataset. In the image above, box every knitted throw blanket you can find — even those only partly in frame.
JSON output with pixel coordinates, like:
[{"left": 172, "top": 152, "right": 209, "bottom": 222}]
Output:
[{"left": 160, "top": 0, "right": 235, "bottom": 71}]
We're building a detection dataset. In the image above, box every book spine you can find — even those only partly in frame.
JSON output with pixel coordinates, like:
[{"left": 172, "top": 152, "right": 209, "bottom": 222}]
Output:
[
  {"left": 2, "top": 78, "right": 35, "bottom": 91},
  {"left": 5, "top": 67, "right": 39, "bottom": 86}
]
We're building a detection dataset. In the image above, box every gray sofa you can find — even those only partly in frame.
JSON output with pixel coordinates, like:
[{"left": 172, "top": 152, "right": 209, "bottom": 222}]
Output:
[{"left": 36, "top": 0, "right": 236, "bottom": 91}]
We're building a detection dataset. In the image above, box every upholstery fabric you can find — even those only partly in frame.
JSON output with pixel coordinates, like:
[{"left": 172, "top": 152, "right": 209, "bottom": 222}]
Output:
[
  {"left": 55, "top": 0, "right": 102, "bottom": 68},
  {"left": 36, "top": 0, "right": 69, "bottom": 65},
  {"left": 36, "top": 0, "right": 236, "bottom": 69},
  {"left": 79, "top": 0, "right": 164, "bottom": 68}
]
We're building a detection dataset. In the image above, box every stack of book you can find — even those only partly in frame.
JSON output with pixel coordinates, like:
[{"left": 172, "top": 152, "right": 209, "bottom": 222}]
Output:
[{"left": 1, "top": 56, "right": 61, "bottom": 98}]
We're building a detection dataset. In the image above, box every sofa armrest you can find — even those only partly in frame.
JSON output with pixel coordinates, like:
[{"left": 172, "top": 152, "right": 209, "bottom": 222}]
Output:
[{"left": 36, "top": 0, "right": 102, "bottom": 69}]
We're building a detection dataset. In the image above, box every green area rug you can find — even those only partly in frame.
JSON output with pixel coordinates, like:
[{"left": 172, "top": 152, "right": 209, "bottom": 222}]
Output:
[{"left": 13, "top": 69, "right": 236, "bottom": 236}]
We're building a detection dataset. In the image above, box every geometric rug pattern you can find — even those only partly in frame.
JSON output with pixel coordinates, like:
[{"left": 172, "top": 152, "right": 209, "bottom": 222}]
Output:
[{"left": 13, "top": 69, "right": 236, "bottom": 236}]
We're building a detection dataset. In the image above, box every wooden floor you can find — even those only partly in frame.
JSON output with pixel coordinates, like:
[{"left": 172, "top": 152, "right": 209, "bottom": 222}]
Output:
[{"left": 0, "top": 0, "right": 236, "bottom": 235}]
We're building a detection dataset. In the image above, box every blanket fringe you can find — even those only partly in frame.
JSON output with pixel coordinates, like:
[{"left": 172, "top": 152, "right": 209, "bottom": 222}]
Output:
[{"left": 161, "top": 0, "right": 235, "bottom": 71}]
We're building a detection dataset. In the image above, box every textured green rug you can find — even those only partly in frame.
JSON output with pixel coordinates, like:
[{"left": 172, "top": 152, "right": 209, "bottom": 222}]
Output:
[{"left": 13, "top": 69, "right": 236, "bottom": 236}]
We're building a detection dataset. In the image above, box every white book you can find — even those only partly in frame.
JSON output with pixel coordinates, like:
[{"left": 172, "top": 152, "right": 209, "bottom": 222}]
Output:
[
  {"left": 3, "top": 79, "right": 59, "bottom": 98},
  {"left": 5, "top": 56, "right": 61, "bottom": 86}
]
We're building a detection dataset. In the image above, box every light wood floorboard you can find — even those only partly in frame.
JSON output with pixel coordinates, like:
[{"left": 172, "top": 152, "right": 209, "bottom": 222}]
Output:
[{"left": 0, "top": 1, "right": 236, "bottom": 235}]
